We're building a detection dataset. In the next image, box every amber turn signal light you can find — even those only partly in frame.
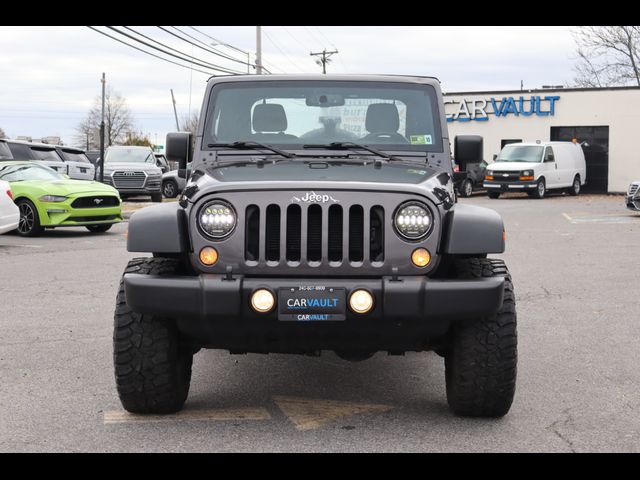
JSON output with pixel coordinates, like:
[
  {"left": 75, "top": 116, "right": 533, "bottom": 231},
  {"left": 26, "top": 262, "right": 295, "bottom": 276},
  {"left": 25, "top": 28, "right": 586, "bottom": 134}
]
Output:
[
  {"left": 519, "top": 175, "right": 534, "bottom": 181},
  {"left": 199, "top": 246, "right": 218, "bottom": 266},
  {"left": 411, "top": 248, "right": 431, "bottom": 268},
  {"left": 485, "top": 175, "right": 494, "bottom": 181}
]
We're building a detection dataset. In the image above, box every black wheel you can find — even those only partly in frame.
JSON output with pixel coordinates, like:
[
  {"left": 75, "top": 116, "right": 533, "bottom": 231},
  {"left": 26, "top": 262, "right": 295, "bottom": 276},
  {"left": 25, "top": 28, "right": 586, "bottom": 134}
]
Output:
[
  {"left": 487, "top": 191, "right": 500, "bottom": 199},
  {"left": 444, "top": 258, "right": 517, "bottom": 417},
  {"left": 459, "top": 179, "right": 473, "bottom": 198},
  {"left": 151, "top": 193, "right": 163, "bottom": 203},
  {"left": 114, "top": 257, "right": 193, "bottom": 414},
  {"left": 569, "top": 175, "right": 581, "bottom": 196},
  {"left": 86, "top": 224, "right": 112, "bottom": 233},
  {"left": 16, "top": 198, "right": 44, "bottom": 236},
  {"left": 162, "top": 180, "right": 178, "bottom": 198},
  {"left": 531, "top": 178, "right": 546, "bottom": 199}
]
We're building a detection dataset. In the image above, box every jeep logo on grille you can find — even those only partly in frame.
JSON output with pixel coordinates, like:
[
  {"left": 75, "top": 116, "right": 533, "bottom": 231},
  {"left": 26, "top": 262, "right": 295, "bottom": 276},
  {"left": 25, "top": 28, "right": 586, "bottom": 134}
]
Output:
[{"left": 291, "top": 191, "right": 339, "bottom": 204}]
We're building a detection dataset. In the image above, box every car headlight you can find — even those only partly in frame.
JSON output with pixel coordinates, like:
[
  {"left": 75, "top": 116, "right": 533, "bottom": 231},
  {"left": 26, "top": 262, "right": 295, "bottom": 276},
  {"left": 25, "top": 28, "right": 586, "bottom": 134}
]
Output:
[
  {"left": 198, "top": 200, "right": 237, "bottom": 239},
  {"left": 394, "top": 201, "right": 433, "bottom": 240},
  {"left": 39, "top": 195, "right": 67, "bottom": 202},
  {"left": 521, "top": 170, "right": 533, "bottom": 176}
]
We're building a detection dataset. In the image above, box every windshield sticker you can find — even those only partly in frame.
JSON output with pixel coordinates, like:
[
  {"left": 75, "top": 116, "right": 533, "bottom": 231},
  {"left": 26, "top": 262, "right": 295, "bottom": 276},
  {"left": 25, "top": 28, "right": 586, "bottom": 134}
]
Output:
[{"left": 410, "top": 134, "right": 432, "bottom": 145}]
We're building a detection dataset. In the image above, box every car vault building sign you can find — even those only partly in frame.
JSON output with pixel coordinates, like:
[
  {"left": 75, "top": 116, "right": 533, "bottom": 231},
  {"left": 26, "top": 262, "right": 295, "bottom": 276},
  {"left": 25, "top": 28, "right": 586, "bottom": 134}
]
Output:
[{"left": 444, "top": 95, "right": 560, "bottom": 122}]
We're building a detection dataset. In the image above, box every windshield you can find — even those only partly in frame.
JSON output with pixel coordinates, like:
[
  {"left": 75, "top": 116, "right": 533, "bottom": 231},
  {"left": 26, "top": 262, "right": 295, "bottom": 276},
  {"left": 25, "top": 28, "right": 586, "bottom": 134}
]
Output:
[
  {"left": 0, "top": 142, "right": 12, "bottom": 160},
  {"left": 0, "top": 163, "right": 62, "bottom": 181},
  {"left": 497, "top": 145, "right": 543, "bottom": 163},
  {"left": 105, "top": 148, "right": 154, "bottom": 164},
  {"left": 204, "top": 80, "right": 442, "bottom": 152},
  {"left": 60, "top": 150, "right": 91, "bottom": 164},
  {"left": 30, "top": 148, "right": 64, "bottom": 162}
]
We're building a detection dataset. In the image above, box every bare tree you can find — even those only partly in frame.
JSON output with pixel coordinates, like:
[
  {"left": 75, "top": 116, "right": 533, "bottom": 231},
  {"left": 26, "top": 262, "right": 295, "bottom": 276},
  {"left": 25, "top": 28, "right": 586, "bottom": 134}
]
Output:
[
  {"left": 180, "top": 109, "right": 199, "bottom": 137},
  {"left": 0, "top": 127, "right": 6, "bottom": 139},
  {"left": 572, "top": 26, "right": 640, "bottom": 87},
  {"left": 74, "top": 86, "right": 135, "bottom": 148}
]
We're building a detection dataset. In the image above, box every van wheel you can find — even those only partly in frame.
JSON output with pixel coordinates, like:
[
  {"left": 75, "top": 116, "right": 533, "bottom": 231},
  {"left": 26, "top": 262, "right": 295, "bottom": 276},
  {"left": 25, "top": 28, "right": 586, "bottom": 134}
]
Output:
[
  {"left": 531, "top": 178, "right": 546, "bottom": 199},
  {"left": 569, "top": 175, "right": 581, "bottom": 196},
  {"left": 488, "top": 192, "right": 500, "bottom": 199}
]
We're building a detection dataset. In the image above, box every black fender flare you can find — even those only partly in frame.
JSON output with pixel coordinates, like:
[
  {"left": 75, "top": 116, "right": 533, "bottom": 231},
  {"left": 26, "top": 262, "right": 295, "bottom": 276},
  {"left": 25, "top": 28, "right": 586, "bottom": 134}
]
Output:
[
  {"left": 441, "top": 204, "right": 505, "bottom": 254},
  {"left": 127, "top": 202, "right": 188, "bottom": 253}
]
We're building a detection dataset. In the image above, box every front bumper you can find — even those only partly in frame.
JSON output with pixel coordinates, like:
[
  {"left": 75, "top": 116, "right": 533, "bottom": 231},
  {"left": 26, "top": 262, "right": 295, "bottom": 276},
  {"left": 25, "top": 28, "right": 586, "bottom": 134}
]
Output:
[
  {"left": 484, "top": 180, "right": 538, "bottom": 191},
  {"left": 39, "top": 199, "right": 122, "bottom": 227},
  {"left": 124, "top": 274, "right": 504, "bottom": 327},
  {"left": 626, "top": 195, "right": 640, "bottom": 211}
]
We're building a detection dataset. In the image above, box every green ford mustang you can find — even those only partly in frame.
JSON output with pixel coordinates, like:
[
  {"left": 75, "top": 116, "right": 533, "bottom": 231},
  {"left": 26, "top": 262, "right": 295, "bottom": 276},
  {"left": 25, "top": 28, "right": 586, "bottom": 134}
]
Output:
[{"left": 0, "top": 161, "right": 122, "bottom": 236}]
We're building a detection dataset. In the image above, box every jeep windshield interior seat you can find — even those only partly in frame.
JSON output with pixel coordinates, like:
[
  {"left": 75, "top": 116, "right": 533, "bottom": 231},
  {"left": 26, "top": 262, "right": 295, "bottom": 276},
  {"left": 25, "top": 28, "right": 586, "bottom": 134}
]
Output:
[
  {"left": 251, "top": 103, "right": 299, "bottom": 142},
  {"left": 361, "top": 103, "right": 408, "bottom": 144}
]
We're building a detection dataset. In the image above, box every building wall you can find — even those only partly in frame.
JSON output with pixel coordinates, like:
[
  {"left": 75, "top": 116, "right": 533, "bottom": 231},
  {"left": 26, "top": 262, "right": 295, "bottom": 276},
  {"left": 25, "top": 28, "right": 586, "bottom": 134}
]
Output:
[{"left": 443, "top": 88, "right": 640, "bottom": 193}]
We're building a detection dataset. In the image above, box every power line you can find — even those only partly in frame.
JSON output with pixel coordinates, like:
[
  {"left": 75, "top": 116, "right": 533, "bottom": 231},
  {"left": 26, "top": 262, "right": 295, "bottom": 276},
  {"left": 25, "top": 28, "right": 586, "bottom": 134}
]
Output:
[
  {"left": 106, "top": 26, "right": 242, "bottom": 75},
  {"left": 314, "top": 26, "right": 348, "bottom": 73},
  {"left": 262, "top": 28, "right": 305, "bottom": 73},
  {"left": 166, "top": 26, "right": 250, "bottom": 67},
  {"left": 188, "top": 26, "right": 250, "bottom": 56},
  {"left": 87, "top": 26, "right": 215, "bottom": 76}
]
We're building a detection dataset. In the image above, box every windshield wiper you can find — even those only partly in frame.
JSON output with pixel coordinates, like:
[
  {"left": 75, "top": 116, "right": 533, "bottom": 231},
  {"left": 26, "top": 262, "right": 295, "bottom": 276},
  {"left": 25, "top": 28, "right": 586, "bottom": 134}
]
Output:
[
  {"left": 303, "top": 142, "right": 406, "bottom": 162},
  {"left": 208, "top": 141, "right": 296, "bottom": 159}
]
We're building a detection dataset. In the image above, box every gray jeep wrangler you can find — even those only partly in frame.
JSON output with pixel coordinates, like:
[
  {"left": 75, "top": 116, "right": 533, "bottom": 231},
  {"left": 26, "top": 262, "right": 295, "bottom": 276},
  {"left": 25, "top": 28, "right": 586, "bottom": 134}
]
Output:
[{"left": 115, "top": 75, "right": 517, "bottom": 417}]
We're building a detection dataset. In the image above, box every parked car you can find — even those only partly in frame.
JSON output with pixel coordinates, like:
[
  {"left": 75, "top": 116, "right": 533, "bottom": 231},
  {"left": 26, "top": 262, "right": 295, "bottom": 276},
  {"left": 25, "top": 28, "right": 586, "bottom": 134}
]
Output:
[
  {"left": 154, "top": 153, "right": 170, "bottom": 173},
  {"left": 626, "top": 181, "right": 640, "bottom": 211},
  {"left": 0, "top": 161, "right": 122, "bottom": 236},
  {"left": 162, "top": 169, "right": 186, "bottom": 198},
  {"left": 0, "top": 179, "right": 19, "bottom": 234},
  {"left": 1, "top": 139, "right": 67, "bottom": 174},
  {"left": 98, "top": 146, "right": 163, "bottom": 202},
  {"left": 484, "top": 141, "right": 587, "bottom": 199},
  {"left": 55, "top": 146, "right": 96, "bottom": 180}
]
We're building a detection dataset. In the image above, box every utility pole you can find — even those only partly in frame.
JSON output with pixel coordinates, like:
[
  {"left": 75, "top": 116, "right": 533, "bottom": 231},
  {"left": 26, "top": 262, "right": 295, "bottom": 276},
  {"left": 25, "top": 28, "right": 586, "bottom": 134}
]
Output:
[
  {"left": 256, "top": 26, "right": 263, "bottom": 74},
  {"left": 310, "top": 49, "right": 338, "bottom": 74},
  {"left": 99, "top": 72, "right": 106, "bottom": 183},
  {"left": 170, "top": 89, "right": 180, "bottom": 131}
]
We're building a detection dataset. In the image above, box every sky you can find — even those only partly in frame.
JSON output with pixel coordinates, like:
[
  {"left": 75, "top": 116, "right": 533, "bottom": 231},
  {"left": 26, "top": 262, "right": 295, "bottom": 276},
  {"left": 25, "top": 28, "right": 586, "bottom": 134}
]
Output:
[{"left": 0, "top": 26, "right": 579, "bottom": 147}]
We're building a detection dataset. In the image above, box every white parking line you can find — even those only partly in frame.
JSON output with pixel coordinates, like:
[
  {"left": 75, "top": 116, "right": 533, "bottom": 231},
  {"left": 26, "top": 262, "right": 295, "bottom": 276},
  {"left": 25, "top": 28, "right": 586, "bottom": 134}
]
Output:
[
  {"left": 103, "top": 407, "right": 271, "bottom": 424},
  {"left": 562, "top": 212, "right": 639, "bottom": 224}
]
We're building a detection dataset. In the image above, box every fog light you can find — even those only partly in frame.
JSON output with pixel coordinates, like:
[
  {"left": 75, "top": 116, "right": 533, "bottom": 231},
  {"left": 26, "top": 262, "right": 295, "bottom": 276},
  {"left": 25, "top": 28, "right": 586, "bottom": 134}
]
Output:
[
  {"left": 199, "top": 246, "right": 218, "bottom": 266},
  {"left": 251, "top": 289, "right": 275, "bottom": 313},
  {"left": 349, "top": 289, "right": 374, "bottom": 314},
  {"left": 411, "top": 248, "right": 431, "bottom": 267}
]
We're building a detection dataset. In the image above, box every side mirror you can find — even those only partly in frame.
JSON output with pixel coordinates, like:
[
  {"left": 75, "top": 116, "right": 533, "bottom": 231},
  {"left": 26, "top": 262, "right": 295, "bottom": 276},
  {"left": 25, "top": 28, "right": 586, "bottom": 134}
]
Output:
[
  {"left": 454, "top": 134, "right": 483, "bottom": 170},
  {"left": 166, "top": 132, "right": 192, "bottom": 179},
  {"left": 492, "top": 154, "right": 498, "bottom": 161}
]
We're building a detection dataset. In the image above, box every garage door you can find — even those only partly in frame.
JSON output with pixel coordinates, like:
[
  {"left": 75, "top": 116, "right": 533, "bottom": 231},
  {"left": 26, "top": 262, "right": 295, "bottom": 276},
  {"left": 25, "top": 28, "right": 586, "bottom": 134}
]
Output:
[{"left": 550, "top": 126, "right": 609, "bottom": 193}]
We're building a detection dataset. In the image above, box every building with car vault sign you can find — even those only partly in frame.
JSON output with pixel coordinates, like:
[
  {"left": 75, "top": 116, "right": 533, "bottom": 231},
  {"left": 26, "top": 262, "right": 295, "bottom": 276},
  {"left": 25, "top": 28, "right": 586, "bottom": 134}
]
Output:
[{"left": 443, "top": 86, "right": 640, "bottom": 193}]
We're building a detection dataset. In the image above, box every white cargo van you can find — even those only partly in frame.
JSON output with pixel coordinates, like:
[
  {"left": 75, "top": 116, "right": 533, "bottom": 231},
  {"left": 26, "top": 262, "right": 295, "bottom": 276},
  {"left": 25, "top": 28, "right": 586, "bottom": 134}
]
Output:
[{"left": 483, "top": 141, "right": 587, "bottom": 199}]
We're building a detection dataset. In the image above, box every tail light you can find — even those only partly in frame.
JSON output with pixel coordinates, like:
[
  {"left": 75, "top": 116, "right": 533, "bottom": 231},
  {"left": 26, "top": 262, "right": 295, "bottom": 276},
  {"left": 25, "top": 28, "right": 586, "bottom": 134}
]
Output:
[
  {"left": 6, "top": 189, "right": 13, "bottom": 201},
  {"left": 453, "top": 165, "right": 460, "bottom": 173}
]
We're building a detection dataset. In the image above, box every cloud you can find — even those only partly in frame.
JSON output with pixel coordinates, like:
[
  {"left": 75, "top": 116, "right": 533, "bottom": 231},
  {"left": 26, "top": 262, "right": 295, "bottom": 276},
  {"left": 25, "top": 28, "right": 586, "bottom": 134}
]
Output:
[{"left": 0, "top": 26, "right": 577, "bottom": 145}]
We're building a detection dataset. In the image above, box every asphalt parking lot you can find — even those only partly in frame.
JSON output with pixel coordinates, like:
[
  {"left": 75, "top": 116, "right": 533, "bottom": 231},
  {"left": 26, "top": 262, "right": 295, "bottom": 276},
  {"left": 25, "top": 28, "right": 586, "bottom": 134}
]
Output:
[{"left": 1, "top": 193, "right": 639, "bottom": 452}]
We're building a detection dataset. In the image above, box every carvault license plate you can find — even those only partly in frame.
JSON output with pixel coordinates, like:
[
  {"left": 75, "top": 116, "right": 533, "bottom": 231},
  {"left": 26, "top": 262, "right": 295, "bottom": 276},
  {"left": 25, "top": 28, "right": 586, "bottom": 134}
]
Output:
[{"left": 278, "top": 286, "right": 346, "bottom": 321}]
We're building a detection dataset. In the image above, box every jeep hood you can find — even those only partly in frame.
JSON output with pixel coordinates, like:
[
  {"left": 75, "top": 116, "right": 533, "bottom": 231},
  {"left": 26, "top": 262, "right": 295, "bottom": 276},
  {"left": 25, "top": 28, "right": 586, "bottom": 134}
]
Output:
[{"left": 203, "top": 160, "right": 441, "bottom": 185}]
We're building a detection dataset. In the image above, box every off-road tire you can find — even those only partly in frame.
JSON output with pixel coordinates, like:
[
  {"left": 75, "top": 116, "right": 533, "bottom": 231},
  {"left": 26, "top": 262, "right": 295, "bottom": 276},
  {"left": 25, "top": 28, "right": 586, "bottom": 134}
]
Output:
[
  {"left": 151, "top": 193, "right": 163, "bottom": 203},
  {"left": 114, "top": 257, "right": 193, "bottom": 414},
  {"left": 444, "top": 258, "right": 517, "bottom": 417},
  {"left": 86, "top": 224, "right": 112, "bottom": 233},
  {"left": 487, "top": 191, "right": 500, "bottom": 199}
]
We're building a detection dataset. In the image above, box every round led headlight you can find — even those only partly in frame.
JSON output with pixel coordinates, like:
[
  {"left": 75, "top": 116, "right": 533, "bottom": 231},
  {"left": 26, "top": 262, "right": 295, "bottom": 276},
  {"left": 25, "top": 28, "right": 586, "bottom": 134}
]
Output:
[
  {"left": 198, "top": 200, "right": 237, "bottom": 239},
  {"left": 394, "top": 201, "right": 432, "bottom": 240}
]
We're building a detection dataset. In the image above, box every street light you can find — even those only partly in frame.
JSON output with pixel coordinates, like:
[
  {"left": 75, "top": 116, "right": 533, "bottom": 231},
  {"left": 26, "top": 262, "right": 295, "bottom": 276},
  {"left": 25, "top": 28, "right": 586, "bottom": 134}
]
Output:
[{"left": 210, "top": 41, "right": 253, "bottom": 74}]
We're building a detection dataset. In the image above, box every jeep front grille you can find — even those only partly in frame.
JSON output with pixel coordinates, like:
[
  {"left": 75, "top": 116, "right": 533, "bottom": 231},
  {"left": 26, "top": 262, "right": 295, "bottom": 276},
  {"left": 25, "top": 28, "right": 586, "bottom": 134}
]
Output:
[
  {"left": 112, "top": 171, "right": 146, "bottom": 189},
  {"left": 244, "top": 203, "right": 385, "bottom": 266},
  {"left": 629, "top": 183, "right": 639, "bottom": 196}
]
